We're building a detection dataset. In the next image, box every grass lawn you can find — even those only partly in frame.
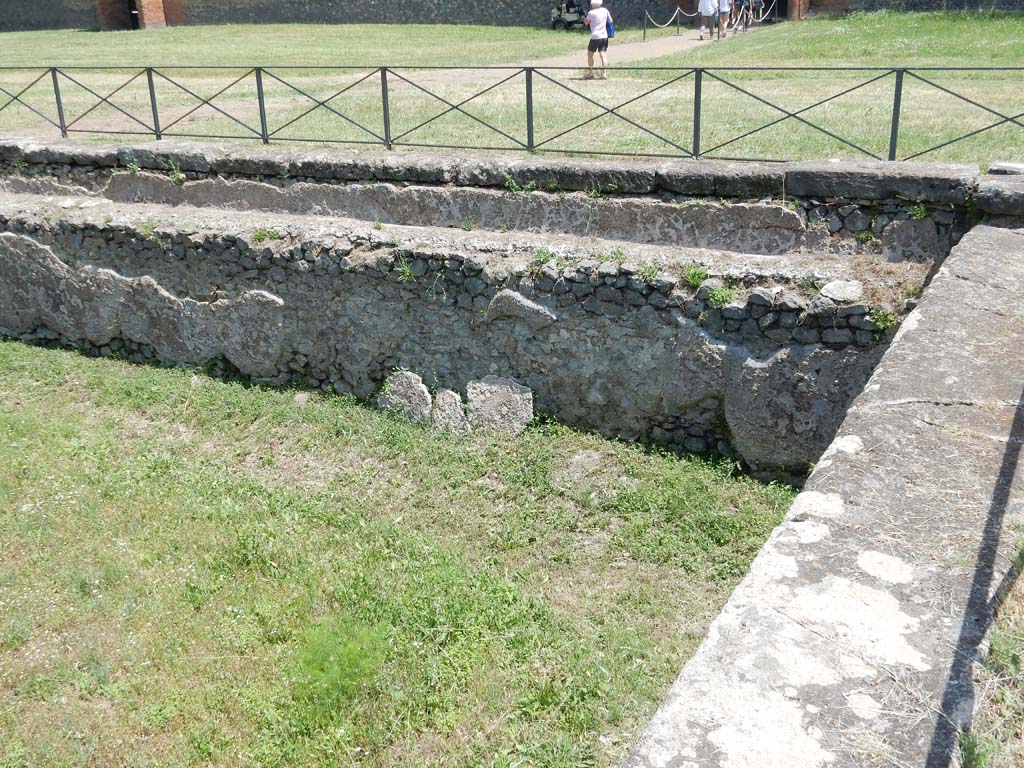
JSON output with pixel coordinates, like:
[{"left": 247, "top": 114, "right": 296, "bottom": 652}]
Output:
[
  {"left": 0, "top": 13, "right": 1020, "bottom": 164},
  {"left": 0, "top": 340, "right": 792, "bottom": 768},
  {"left": 0, "top": 24, "right": 642, "bottom": 68},
  {"left": 965, "top": 535, "right": 1024, "bottom": 768}
]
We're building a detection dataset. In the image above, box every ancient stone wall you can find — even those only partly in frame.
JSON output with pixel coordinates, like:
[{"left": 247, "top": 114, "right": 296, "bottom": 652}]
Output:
[
  {"left": 0, "top": 137, "right": 995, "bottom": 477},
  {"left": 845, "top": 0, "right": 1024, "bottom": 9},
  {"left": 0, "top": 0, "right": 670, "bottom": 31},
  {"left": 0, "top": 0, "right": 98, "bottom": 32}
]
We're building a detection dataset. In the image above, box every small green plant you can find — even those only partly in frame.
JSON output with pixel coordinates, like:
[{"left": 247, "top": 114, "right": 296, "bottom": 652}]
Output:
[
  {"left": 608, "top": 248, "right": 626, "bottom": 265},
  {"left": 461, "top": 216, "right": 475, "bottom": 231},
  {"left": 799, "top": 277, "right": 825, "bottom": 294},
  {"left": 586, "top": 183, "right": 605, "bottom": 199},
  {"left": 138, "top": 217, "right": 157, "bottom": 240},
  {"left": 373, "top": 217, "right": 382, "bottom": 231},
  {"left": 529, "top": 247, "right": 556, "bottom": 278},
  {"left": 126, "top": 162, "right": 141, "bottom": 175},
  {"left": 856, "top": 230, "right": 877, "bottom": 244},
  {"left": 503, "top": 175, "right": 537, "bottom": 193},
  {"left": 250, "top": 228, "right": 282, "bottom": 244},
  {"left": 11, "top": 156, "right": 27, "bottom": 172},
  {"left": 683, "top": 264, "right": 708, "bottom": 289},
  {"left": 910, "top": 202, "right": 929, "bottom": 220},
  {"left": 707, "top": 287, "right": 735, "bottom": 308},
  {"left": 637, "top": 262, "right": 659, "bottom": 282},
  {"left": 168, "top": 159, "right": 185, "bottom": 185},
  {"left": 388, "top": 236, "right": 400, "bottom": 248},
  {"left": 395, "top": 255, "right": 415, "bottom": 283},
  {"left": 904, "top": 284, "right": 922, "bottom": 299},
  {"left": 869, "top": 308, "right": 898, "bottom": 336},
  {"left": 544, "top": 180, "right": 559, "bottom": 192},
  {"left": 958, "top": 730, "right": 986, "bottom": 768},
  {"left": 292, "top": 617, "right": 386, "bottom": 726}
]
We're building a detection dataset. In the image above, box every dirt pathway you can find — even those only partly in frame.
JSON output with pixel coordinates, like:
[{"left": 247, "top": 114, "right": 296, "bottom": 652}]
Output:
[{"left": 521, "top": 28, "right": 720, "bottom": 70}]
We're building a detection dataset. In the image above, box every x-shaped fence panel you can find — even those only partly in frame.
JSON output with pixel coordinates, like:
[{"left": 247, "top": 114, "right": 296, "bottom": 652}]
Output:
[
  {"left": 1, "top": 65, "right": 1020, "bottom": 166},
  {"left": 385, "top": 67, "right": 530, "bottom": 152},
  {"left": 531, "top": 67, "right": 697, "bottom": 159},
  {"left": 0, "top": 69, "right": 62, "bottom": 134},
  {"left": 260, "top": 67, "right": 385, "bottom": 146},
  {"left": 896, "top": 69, "right": 1024, "bottom": 162}
]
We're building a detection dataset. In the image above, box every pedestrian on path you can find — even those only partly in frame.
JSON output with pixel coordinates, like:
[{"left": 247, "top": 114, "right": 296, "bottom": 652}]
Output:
[
  {"left": 718, "top": 0, "right": 732, "bottom": 37},
  {"left": 698, "top": 0, "right": 717, "bottom": 40},
  {"left": 583, "top": 0, "right": 613, "bottom": 80}
]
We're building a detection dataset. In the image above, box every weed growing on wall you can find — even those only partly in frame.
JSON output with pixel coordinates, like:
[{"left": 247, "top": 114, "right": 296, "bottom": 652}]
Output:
[
  {"left": 707, "top": 287, "right": 735, "bottom": 308},
  {"left": 683, "top": 264, "right": 709, "bottom": 289}
]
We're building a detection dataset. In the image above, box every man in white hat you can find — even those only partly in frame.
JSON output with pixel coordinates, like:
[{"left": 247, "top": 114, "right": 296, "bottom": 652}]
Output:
[{"left": 583, "top": 0, "right": 613, "bottom": 80}]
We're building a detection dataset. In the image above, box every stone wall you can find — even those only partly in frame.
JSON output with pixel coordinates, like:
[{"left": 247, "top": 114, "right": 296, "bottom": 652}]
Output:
[
  {"left": 175, "top": 0, "right": 662, "bottom": 26},
  {"left": 0, "top": 0, "right": 670, "bottom": 31},
  {"left": 0, "top": 0, "right": 98, "bottom": 32},
  {"left": 627, "top": 220, "right": 1024, "bottom": 768},
  {"left": 0, "top": 137, "right": 1000, "bottom": 477},
  {"left": 845, "top": 0, "right": 1024, "bottom": 10}
]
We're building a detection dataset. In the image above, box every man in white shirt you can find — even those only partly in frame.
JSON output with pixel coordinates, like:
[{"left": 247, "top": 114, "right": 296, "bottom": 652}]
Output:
[{"left": 583, "top": 0, "right": 613, "bottom": 80}]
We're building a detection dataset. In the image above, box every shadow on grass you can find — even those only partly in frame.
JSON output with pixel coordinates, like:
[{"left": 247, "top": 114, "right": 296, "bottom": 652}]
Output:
[{"left": 926, "top": 380, "right": 1024, "bottom": 767}]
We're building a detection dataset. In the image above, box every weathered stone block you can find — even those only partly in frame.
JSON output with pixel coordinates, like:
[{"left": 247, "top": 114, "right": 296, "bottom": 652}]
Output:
[
  {"left": 378, "top": 370, "right": 432, "bottom": 423},
  {"left": 467, "top": 376, "right": 533, "bottom": 435}
]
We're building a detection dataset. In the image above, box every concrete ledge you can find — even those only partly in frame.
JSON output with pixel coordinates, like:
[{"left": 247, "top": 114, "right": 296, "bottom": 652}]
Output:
[
  {"left": 0, "top": 136, "right": 983, "bottom": 204},
  {"left": 976, "top": 176, "right": 1024, "bottom": 216},
  {"left": 628, "top": 224, "right": 1024, "bottom": 768},
  {"left": 785, "top": 159, "right": 979, "bottom": 205}
]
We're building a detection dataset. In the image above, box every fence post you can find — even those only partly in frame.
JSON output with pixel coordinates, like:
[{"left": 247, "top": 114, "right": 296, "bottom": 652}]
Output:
[
  {"left": 50, "top": 68, "right": 67, "bottom": 139},
  {"left": 692, "top": 68, "right": 702, "bottom": 158},
  {"left": 676, "top": 9, "right": 681, "bottom": 36},
  {"left": 146, "top": 67, "right": 161, "bottom": 140},
  {"left": 380, "top": 67, "right": 392, "bottom": 150},
  {"left": 888, "top": 68, "right": 904, "bottom": 162},
  {"left": 525, "top": 67, "right": 535, "bottom": 153},
  {"left": 643, "top": 12, "right": 648, "bottom": 41},
  {"left": 254, "top": 67, "right": 269, "bottom": 144}
]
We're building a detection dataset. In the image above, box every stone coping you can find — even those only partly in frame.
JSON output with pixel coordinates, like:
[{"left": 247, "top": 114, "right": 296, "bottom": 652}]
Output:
[
  {"left": 0, "top": 135, "right": 989, "bottom": 207},
  {"left": 627, "top": 223, "right": 1024, "bottom": 768}
]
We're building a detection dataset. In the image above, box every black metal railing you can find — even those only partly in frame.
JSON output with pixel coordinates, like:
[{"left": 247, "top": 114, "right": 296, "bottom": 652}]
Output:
[{"left": 0, "top": 66, "right": 1020, "bottom": 162}]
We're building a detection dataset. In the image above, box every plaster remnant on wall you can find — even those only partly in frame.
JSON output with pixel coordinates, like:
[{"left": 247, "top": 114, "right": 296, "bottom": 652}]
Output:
[
  {"left": 787, "top": 577, "right": 930, "bottom": 670},
  {"left": 787, "top": 491, "right": 846, "bottom": 521},
  {"left": 0, "top": 232, "right": 284, "bottom": 376},
  {"left": 857, "top": 550, "right": 915, "bottom": 584},
  {"left": 845, "top": 692, "right": 883, "bottom": 721}
]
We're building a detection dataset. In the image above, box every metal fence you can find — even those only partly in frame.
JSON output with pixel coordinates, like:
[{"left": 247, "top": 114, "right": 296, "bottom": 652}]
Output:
[{"left": 0, "top": 65, "right": 1021, "bottom": 162}]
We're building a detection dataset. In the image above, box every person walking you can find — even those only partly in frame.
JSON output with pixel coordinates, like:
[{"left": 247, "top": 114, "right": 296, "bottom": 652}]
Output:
[
  {"left": 718, "top": 0, "right": 732, "bottom": 37},
  {"left": 583, "top": 0, "right": 612, "bottom": 80},
  {"left": 698, "top": 0, "right": 717, "bottom": 40}
]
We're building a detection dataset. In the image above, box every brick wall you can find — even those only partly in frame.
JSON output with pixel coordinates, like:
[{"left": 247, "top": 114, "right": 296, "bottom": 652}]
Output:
[{"left": 136, "top": 0, "right": 167, "bottom": 27}]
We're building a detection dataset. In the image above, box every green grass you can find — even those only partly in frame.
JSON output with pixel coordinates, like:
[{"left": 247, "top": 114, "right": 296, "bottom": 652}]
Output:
[
  {"left": 0, "top": 24, "right": 625, "bottom": 68},
  {"left": 965, "top": 533, "right": 1024, "bottom": 768},
  {"left": 0, "top": 340, "right": 792, "bottom": 767},
  {"left": 0, "top": 13, "right": 1018, "bottom": 167},
  {"left": 656, "top": 10, "right": 1024, "bottom": 67}
]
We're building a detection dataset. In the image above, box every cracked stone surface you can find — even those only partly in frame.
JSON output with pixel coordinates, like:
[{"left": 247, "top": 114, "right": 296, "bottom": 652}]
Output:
[
  {"left": 0, "top": 232, "right": 285, "bottom": 376},
  {"left": 628, "top": 224, "right": 1024, "bottom": 768},
  {"left": 467, "top": 375, "right": 534, "bottom": 435},
  {"left": 378, "top": 370, "right": 432, "bottom": 423}
]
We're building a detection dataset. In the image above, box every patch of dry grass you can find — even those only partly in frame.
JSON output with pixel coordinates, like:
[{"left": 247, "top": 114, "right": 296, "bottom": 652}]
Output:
[{"left": 0, "top": 340, "right": 792, "bottom": 767}]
